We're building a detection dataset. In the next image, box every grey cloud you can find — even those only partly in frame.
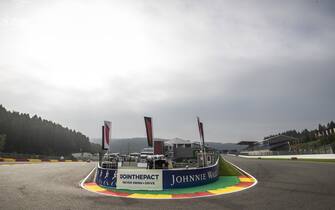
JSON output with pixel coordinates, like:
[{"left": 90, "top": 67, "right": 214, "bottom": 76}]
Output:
[{"left": 0, "top": 0, "right": 335, "bottom": 142}]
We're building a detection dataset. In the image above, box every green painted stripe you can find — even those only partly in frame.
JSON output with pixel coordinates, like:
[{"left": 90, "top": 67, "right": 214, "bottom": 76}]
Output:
[{"left": 101, "top": 176, "right": 240, "bottom": 195}]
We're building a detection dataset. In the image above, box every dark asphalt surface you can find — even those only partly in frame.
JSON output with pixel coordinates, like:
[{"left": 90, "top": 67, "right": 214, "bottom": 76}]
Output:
[{"left": 0, "top": 156, "right": 334, "bottom": 210}]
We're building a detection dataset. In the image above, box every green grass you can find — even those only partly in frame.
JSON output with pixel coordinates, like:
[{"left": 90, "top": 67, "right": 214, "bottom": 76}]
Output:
[{"left": 219, "top": 156, "right": 242, "bottom": 176}]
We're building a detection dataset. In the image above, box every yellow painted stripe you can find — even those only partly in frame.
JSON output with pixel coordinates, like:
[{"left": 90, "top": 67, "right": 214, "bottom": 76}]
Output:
[
  {"left": 65, "top": 160, "right": 72, "bottom": 162},
  {"left": 128, "top": 193, "right": 172, "bottom": 199},
  {"left": 28, "top": 159, "right": 42, "bottom": 162},
  {"left": 153, "top": 194, "right": 172, "bottom": 199},
  {"left": 239, "top": 177, "right": 254, "bottom": 182},
  {"left": 49, "top": 160, "right": 59, "bottom": 162},
  {"left": 3, "top": 158, "right": 16, "bottom": 162},
  {"left": 208, "top": 186, "right": 243, "bottom": 194},
  {"left": 84, "top": 185, "right": 106, "bottom": 192}
]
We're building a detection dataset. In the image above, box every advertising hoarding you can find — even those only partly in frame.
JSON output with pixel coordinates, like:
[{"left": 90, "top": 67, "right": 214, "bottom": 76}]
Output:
[
  {"left": 116, "top": 169, "right": 163, "bottom": 190},
  {"left": 96, "top": 159, "right": 219, "bottom": 190},
  {"left": 162, "top": 161, "right": 219, "bottom": 189},
  {"left": 96, "top": 167, "right": 117, "bottom": 188}
]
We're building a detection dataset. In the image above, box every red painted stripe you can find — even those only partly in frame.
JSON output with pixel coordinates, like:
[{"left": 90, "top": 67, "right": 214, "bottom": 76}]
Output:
[
  {"left": 172, "top": 191, "right": 213, "bottom": 199},
  {"left": 235, "top": 182, "right": 254, "bottom": 187},
  {"left": 194, "top": 192, "right": 214, "bottom": 196},
  {"left": 84, "top": 182, "right": 97, "bottom": 186},
  {"left": 172, "top": 194, "right": 196, "bottom": 198},
  {"left": 98, "top": 190, "right": 130, "bottom": 197}
]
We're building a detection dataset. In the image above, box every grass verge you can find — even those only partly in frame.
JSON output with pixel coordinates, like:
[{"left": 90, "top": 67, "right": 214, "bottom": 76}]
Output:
[{"left": 219, "top": 156, "right": 242, "bottom": 176}]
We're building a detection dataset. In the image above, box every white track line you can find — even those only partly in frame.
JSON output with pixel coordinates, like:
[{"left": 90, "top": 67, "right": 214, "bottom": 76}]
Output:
[
  {"left": 79, "top": 166, "right": 97, "bottom": 188},
  {"left": 222, "top": 156, "right": 258, "bottom": 192}
]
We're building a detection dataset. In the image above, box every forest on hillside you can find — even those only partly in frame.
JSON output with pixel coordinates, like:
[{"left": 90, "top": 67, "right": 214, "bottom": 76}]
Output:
[
  {"left": 263, "top": 121, "right": 335, "bottom": 146},
  {"left": 0, "top": 105, "right": 100, "bottom": 156}
]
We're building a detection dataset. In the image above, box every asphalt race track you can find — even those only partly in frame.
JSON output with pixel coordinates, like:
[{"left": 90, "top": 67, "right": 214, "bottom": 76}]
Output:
[{"left": 1, "top": 156, "right": 335, "bottom": 210}]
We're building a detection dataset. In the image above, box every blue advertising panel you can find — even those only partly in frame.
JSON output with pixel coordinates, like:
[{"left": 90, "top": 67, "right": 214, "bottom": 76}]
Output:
[
  {"left": 162, "top": 161, "right": 219, "bottom": 189},
  {"left": 96, "top": 160, "right": 219, "bottom": 189},
  {"left": 95, "top": 167, "right": 117, "bottom": 188}
]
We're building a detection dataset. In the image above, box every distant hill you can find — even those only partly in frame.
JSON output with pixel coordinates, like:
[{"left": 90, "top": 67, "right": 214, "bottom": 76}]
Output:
[
  {"left": 90, "top": 137, "right": 246, "bottom": 153},
  {"left": 206, "top": 142, "right": 248, "bottom": 151}
]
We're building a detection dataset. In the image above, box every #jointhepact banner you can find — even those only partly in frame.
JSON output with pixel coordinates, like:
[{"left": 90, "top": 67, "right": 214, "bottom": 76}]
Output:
[
  {"left": 116, "top": 169, "right": 163, "bottom": 190},
  {"left": 144, "top": 117, "right": 153, "bottom": 147},
  {"left": 102, "top": 121, "right": 111, "bottom": 150}
]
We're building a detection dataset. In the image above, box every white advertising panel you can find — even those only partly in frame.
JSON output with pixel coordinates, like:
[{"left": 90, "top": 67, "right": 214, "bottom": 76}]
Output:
[{"left": 116, "top": 169, "right": 163, "bottom": 190}]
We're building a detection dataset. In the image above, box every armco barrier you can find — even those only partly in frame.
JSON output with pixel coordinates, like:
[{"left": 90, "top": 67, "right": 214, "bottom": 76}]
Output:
[{"left": 95, "top": 159, "right": 219, "bottom": 190}]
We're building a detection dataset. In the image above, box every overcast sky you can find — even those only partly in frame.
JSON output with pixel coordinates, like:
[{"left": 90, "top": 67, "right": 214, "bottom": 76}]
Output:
[{"left": 1, "top": 0, "right": 335, "bottom": 142}]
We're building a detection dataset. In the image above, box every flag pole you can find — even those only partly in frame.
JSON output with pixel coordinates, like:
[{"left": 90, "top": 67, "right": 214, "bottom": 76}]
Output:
[
  {"left": 197, "top": 117, "right": 205, "bottom": 167},
  {"left": 144, "top": 116, "right": 155, "bottom": 169},
  {"left": 201, "top": 122, "right": 206, "bottom": 167},
  {"left": 152, "top": 117, "right": 155, "bottom": 169}
]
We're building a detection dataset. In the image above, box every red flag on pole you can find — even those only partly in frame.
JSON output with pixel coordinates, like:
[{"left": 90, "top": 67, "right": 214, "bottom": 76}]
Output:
[
  {"left": 197, "top": 117, "right": 205, "bottom": 145},
  {"left": 102, "top": 125, "right": 105, "bottom": 150},
  {"left": 197, "top": 117, "right": 202, "bottom": 140},
  {"left": 144, "top": 117, "right": 153, "bottom": 147},
  {"left": 103, "top": 121, "right": 111, "bottom": 150},
  {"left": 200, "top": 122, "right": 205, "bottom": 146},
  {"left": 197, "top": 117, "right": 206, "bottom": 167}
]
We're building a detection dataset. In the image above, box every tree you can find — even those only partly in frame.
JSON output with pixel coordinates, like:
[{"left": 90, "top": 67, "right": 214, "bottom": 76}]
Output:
[
  {"left": 318, "top": 124, "right": 322, "bottom": 132},
  {"left": 0, "top": 105, "right": 96, "bottom": 156},
  {"left": 329, "top": 121, "right": 335, "bottom": 129},
  {"left": 0, "top": 134, "right": 5, "bottom": 152}
]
